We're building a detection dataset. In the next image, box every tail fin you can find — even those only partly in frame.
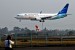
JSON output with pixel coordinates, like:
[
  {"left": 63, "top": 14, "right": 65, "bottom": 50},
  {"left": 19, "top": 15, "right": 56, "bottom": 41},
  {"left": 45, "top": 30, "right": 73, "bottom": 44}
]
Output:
[
  {"left": 58, "top": 3, "right": 69, "bottom": 14},
  {"left": 35, "top": 25, "right": 40, "bottom": 31}
]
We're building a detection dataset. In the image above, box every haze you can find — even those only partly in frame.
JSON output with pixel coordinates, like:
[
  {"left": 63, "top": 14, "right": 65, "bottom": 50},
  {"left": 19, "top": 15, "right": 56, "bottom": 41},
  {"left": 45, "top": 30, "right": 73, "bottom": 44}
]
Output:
[{"left": 0, "top": 0, "right": 74, "bottom": 30}]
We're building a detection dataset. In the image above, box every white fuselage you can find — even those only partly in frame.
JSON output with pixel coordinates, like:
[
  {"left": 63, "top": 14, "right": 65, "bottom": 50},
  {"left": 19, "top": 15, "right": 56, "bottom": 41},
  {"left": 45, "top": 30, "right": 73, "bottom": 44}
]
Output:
[{"left": 15, "top": 13, "right": 57, "bottom": 22}]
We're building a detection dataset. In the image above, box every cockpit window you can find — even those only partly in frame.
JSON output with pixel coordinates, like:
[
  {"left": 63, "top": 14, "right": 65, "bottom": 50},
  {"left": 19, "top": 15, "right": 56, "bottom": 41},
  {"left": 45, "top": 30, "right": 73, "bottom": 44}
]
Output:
[{"left": 17, "top": 15, "right": 19, "bottom": 16}]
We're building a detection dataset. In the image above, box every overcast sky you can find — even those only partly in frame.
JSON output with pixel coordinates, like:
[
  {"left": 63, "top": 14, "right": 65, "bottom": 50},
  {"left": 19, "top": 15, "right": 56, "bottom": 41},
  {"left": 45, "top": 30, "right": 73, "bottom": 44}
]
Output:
[{"left": 0, "top": 0, "right": 75, "bottom": 30}]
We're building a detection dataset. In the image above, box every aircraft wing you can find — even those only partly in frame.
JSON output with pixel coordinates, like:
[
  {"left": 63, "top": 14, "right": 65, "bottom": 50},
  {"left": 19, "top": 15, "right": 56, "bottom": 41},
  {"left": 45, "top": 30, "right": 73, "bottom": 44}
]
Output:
[{"left": 41, "top": 16, "right": 53, "bottom": 20}]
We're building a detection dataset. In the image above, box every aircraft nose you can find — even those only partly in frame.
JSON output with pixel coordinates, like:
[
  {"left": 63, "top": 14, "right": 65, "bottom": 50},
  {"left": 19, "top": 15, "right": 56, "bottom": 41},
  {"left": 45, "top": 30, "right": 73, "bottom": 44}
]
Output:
[
  {"left": 14, "top": 14, "right": 20, "bottom": 18},
  {"left": 17, "top": 14, "right": 20, "bottom": 16}
]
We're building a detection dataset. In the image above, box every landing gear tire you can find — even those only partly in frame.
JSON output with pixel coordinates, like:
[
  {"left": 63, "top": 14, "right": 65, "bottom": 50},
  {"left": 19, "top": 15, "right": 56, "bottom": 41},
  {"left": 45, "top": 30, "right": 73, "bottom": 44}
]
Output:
[{"left": 40, "top": 20, "right": 45, "bottom": 22}]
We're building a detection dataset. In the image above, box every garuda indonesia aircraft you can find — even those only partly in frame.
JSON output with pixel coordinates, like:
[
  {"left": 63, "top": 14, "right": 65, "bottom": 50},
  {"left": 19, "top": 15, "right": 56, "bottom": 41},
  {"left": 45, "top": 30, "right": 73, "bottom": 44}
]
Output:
[{"left": 15, "top": 3, "right": 70, "bottom": 22}]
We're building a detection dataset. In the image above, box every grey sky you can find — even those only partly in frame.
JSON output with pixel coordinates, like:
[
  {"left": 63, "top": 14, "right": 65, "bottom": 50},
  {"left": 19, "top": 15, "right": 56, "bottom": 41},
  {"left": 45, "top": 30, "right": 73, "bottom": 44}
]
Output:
[{"left": 0, "top": 0, "right": 74, "bottom": 30}]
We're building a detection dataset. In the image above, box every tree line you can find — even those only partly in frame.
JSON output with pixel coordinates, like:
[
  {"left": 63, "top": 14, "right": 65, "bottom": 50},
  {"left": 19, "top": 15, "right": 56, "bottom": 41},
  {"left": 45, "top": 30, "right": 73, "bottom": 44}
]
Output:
[{"left": 0, "top": 27, "right": 75, "bottom": 36}]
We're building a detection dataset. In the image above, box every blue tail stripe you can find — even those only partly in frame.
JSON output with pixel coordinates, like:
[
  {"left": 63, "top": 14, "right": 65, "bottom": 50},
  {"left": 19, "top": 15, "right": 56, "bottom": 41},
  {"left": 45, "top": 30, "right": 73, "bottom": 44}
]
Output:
[{"left": 58, "top": 3, "right": 69, "bottom": 14}]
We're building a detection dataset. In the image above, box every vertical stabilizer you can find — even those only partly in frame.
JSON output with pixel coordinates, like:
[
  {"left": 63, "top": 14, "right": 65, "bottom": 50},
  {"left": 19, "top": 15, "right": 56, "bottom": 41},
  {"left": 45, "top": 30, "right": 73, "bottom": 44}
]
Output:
[{"left": 58, "top": 3, "right": 69, "bottom": 14}]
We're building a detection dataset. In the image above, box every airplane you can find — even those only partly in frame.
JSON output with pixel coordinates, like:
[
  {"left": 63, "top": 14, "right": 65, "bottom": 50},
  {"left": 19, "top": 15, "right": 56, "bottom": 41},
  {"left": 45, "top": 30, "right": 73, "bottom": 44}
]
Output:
[{"left": 15, "top": 3, "right": 70, "bottom": 22}]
